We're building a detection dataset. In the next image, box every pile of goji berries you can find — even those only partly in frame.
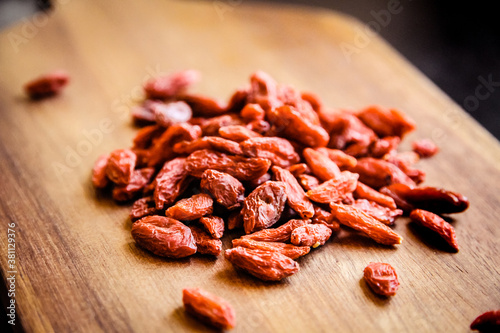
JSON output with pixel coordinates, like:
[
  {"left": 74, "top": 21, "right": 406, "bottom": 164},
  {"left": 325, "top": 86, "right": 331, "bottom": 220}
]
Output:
[{"left": 90, "top": 70, "right": 484, "bottom": 330}]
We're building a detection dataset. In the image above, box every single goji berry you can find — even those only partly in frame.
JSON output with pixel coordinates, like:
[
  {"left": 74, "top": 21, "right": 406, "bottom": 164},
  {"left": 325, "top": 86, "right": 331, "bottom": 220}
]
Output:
[
  {"left": 290, "top": 224, "right": 332, "bottom": 248},
  {"left": 199, "top": 215, "right": 225, "bottom": 239},
  {"left": 165, "top": 193, "right": 213, "bottom": 221},
  {"left": 185, "top": 149, "right": 271, "bottom": 181},
  {"left": 330, "top": 203, "right": 403, "bottom": 245},
  {"left": 232, "top": 238, "right": 310, "bottom": 259},
  {"left": 306, "top": 171, "right": 358, "bottom": 204},
  {"left": 404, "top": 186, "right": 469, "bottom": 214},
  {"left": 105, "top": 149, "right": 137, "bottom": 185},
  {"left": 241, "top": 181, "right": 287, "bottom": 234},
  {"left": 240, "top": 137, "right": 300, "bottom": 168},
  {"left": 182, "top": 288, "right": 236, "bottom": 330},
  {"left": 470, "top": 310, "right": 500, "bottom": 332},
  {"left": 357, "top": 105, "right": 416, "bottom": 138},
  {"left": 266, "top": 105, "right": 329, "bottom": 147},
  {"left": 303, "top": 148, "right": 341, "bottom": 181},
  {"left": 354, "top": 182, "right": 398, "bottom": 209},
  {"left": 200, "top": 169, "right": 245, "bottom": 210},
  {"left": 241, "top": 219, "right": 310, "bottom": 242},
  {"left": 24, "top": 70, "right": 69, "bottom": 99},
  {"left": 131, "top": 215, "right": 197, "bottom": 258},
  {"left": 350, "top": 157, "right": 415, "bottom": 189},
  {"left": 247, "top": 71, "right": 280, "bottom": 111},
  {"left": 363, "top": 262, "right": 400, "bottom": 296},
  {"left": 173, "top": 136, "right": 243, "bottom": 155},
  {"left": 225, "top": 247, "right": 299, "bottom": 281},
  {"left": 409, "top": 209, "right": 459, "bottom": 251},
  {"left": 240, "top": 103, "right": 265, "bottom": 121},
  {"left": 154, "top": 157, "right": 193, "bottom": 209}
]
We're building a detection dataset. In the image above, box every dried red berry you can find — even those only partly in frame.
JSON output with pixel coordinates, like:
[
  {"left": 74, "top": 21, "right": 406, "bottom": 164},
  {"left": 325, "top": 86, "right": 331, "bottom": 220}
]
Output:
[
  {"left": 131, "top": 216, "right": 196, "bottom": 258},
  {"left": 470, "top": 310, "right": 500, "bottom": 332},
  {"left": 241, "top": 181, "right": 287, "bottom": 234},
  {"left": 105, "top": 149, "right": 137, "bottom": 185},
  {"left": 24, "top": 70, "right": 69, "bottom": 99},
  {"left": 363, "top": 262, "right": 400, "bottom": 296},
  {"left": 225, "top": 247, "right": 299, "bottom": 281},
  {"left": 182, "top": 288, "right": 236, "bottom": 330},
  {"left": 290, "top": 224, "right": 332, "bottom": 248},
  {"left": 409, "top": 209, "right": 459, "bottom": 251},
  {"left": 165, "top": 193, "right": 213, "bottom": 221}
]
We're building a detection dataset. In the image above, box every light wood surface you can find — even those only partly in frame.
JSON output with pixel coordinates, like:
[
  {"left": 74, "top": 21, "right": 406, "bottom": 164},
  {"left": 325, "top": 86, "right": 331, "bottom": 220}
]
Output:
[{"left": 0, "top": 0, "right": 499, "bottom": 332}]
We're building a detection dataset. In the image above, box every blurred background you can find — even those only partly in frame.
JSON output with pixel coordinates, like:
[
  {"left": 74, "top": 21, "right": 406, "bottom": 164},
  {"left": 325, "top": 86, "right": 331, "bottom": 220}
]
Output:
[{"left": 1, "top": 0, "right": 498, "bottom": 139}]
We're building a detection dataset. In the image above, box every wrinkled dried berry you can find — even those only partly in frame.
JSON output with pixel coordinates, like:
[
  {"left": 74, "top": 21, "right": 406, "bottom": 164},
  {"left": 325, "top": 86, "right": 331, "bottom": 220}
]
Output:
[
  {"left": 186, "top": 149, "right": 271, "bottom": 181},
  {"left": 306, "top": 171, "right": 358, "bottom": 204},
  {"left": 131, "top": 215, "right": 196, "bottom": 258},
  {"left": 173, "top": 136, "right": 243, "bottom": 155},
  {"left": 241, "top": 181, "right": 287, "bottom": 234},
  {"left": 291, "top": 224, "right": 332, "bottom": 248},
  {"left": 409, "top": 209, "right": 459, "bottom": 251},
  {"left": 363, "top": 262, "right": 400, "bottom": 296},
  {"left": 242, "top": 219, "right": 310, "bottom": 242},
  {"left": 105, "top": 149, "right": 137, "bottom": 185},
  {"left": 232, "top": 238, "right": 310, "bottom": 259},
  {"left": 330, "top": 203, "right": 403, "bottom": 245},
  {"left": 303, "top": 148, "right": 341, "bottom": 181},
  {"left": 352, "top": 199, "right": 403, "bottom": 225},
  {"left": 165, "top": 193, "right": 213, "bottom": 221},
  {"left": 272, "top": 166, "right": 314, "bottom": 219},
  {"left": 154, "top": 158, "right": 193, "bottom": 209},
  {"left": 240, "top": 137, "right": 300, "bottom": 168},
  {"left": 199, "top": 215, "right": 225, "bottom": 239},
  {"left": 182, "top": 288, "right": 236, "bottom": 330},
  {"left": 225, "top": 247, "right": 299, "bottom": 281},
  {"left": 200, "top": 169, "right": 245, "bottom": 210},
  {"left": 357, "top": 105, "right": 416, "bottom": 138}
]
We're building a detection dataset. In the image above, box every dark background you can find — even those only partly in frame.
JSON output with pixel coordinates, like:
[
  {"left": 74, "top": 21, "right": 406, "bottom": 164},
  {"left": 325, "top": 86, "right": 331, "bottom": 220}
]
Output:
[{"left": 0, "top": 0, "right": 498, "bottom": 331}]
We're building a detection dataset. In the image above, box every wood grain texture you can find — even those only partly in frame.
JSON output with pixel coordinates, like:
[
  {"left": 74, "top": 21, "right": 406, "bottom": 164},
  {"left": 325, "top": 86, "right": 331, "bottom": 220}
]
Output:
[{"left": 0, "top": 0, "right": 499, "bottom": 332}]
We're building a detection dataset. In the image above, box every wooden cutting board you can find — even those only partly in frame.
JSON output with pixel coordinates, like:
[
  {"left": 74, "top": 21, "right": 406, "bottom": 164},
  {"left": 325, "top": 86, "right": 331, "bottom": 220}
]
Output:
[{"left": 0, "top": 0, "right": 499, "bottom": 332}]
